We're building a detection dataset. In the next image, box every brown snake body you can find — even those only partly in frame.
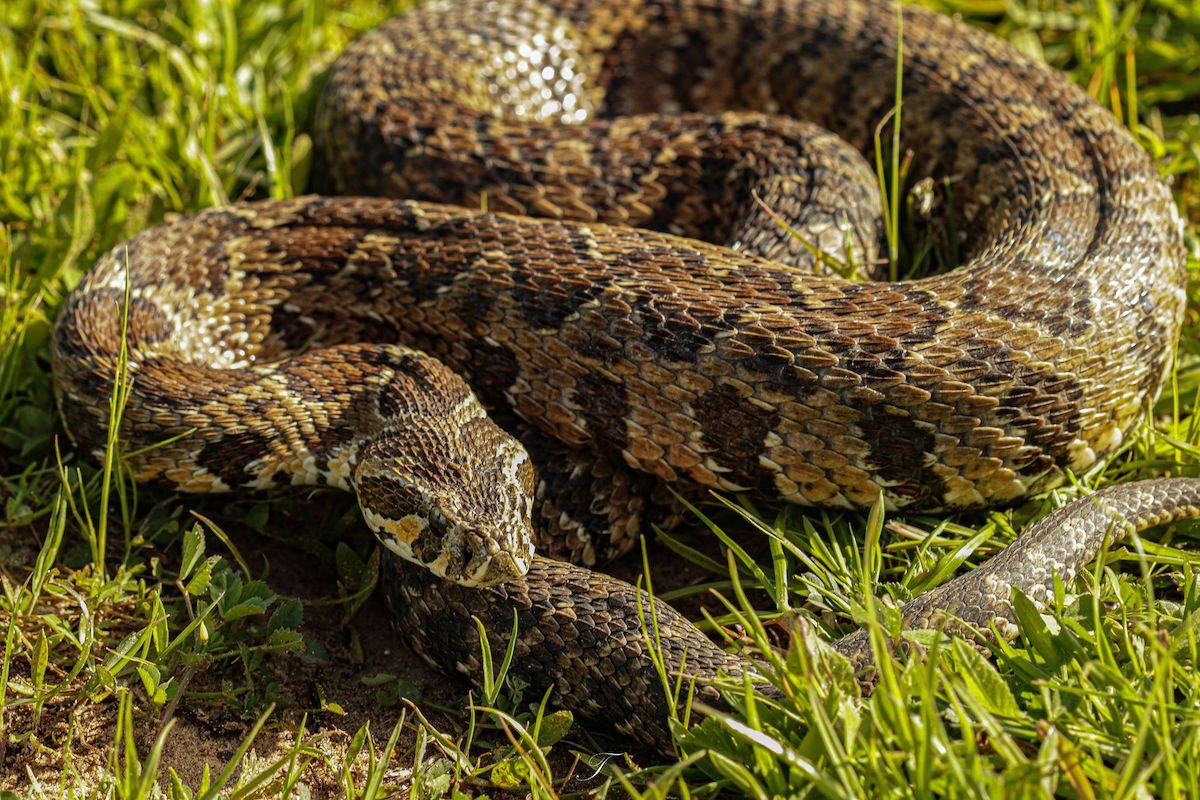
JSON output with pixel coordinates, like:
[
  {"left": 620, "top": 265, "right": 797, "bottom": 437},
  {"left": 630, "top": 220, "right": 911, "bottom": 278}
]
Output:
[{"left": 52, "top": 0, "right": 1198, "bottom": 750}]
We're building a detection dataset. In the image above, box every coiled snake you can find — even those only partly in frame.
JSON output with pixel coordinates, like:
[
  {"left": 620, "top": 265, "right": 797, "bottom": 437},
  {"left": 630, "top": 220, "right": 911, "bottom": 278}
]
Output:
[{"left": 52, "top": 0, "right": 1198, "bottom": 751}]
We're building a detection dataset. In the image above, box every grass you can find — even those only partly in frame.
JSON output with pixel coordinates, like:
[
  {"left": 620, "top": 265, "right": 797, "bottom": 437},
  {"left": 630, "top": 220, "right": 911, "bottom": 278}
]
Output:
[{"left": 2, "top": 0, "right": 1200, "bottom": 796}]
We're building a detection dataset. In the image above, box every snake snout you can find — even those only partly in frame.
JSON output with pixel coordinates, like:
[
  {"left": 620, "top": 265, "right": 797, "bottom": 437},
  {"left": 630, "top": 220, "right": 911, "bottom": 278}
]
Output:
[
  {"left": 459, "top": 542, "right": 529, "bottom": 588},
  {"left": 389, "top": 510, "right": 530, "bottom": 586},
  {"left": 360, "top": 487, "right": 535, "bottom": 587},
  {"left": 441, "top": 437, "right": 539, "bottom": 587}
]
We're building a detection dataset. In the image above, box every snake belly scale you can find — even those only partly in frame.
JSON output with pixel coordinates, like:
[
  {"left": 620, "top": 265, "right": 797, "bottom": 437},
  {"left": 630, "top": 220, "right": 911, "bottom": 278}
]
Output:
[{"left": 51, "top": 0, "right": 1198, "bottom": 750}]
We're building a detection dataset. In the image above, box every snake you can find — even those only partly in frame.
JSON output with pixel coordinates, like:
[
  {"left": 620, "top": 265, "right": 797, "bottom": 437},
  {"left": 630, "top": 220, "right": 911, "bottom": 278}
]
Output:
[{"left": 50, "top": 0, "right": 1198, "bottom": 752}]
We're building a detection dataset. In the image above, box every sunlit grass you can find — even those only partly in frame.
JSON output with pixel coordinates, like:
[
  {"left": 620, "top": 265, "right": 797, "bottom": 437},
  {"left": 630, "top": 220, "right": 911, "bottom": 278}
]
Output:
[{"left": 2, "top": 0, "right": 1200, "bottom": 796}]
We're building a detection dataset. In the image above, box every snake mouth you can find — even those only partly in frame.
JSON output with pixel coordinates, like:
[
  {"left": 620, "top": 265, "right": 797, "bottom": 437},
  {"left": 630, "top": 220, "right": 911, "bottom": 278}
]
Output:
[
  {"left": 365, "top": 503, "right": 534, "bottom": 588},
  {"left": 436, "top": 505, "right": 536, "bottom": 587},
  {"left": 464, "top": 549, "right": 529, "bottom": 588}
]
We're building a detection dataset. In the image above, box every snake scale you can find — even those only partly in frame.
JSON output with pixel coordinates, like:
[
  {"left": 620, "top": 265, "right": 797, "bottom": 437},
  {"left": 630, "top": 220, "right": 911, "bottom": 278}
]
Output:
[{"left": 51, "top": 0, "right": 1200, "bottom": 751}]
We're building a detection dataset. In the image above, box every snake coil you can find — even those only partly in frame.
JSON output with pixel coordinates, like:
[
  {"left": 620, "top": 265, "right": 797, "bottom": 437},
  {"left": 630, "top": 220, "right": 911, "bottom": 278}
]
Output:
[{"left": 52, "top": 0, "right": 1196, "bottom": 751}]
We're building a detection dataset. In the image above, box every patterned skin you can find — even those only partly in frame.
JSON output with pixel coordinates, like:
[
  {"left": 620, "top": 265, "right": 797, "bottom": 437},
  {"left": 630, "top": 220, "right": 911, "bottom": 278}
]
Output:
[{"left": 52, "top": 0, "right": 1196, "bottom": 751}]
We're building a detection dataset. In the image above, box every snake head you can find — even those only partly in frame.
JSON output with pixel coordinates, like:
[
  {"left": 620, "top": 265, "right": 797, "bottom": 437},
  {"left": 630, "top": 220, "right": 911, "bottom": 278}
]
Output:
[{"left": 354, "top": 416, "right": 537, "bottom": 588}]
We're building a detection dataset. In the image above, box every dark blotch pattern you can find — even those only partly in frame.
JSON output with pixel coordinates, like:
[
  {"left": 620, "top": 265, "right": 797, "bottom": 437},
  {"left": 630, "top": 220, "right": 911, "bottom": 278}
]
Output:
[
  {"left": 197, "top": 429, "right": 276, "bottom": 488},
  {"left": 858, "top": 405, "right": 940, "bottom": 503},
  {"left": 51, "top": 0, "right": 1191, "bottom": 755},
  {"left": 693, "top": 383, "right": 780, "bottom": 492}
]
